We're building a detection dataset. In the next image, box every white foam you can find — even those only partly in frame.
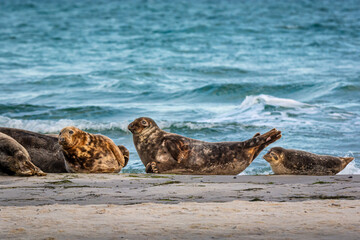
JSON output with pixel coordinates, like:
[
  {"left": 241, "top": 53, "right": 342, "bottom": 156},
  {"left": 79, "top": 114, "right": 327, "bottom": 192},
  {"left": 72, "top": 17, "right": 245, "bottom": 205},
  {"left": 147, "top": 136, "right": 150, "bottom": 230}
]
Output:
[
  {"left": 207, "top": 94, "right": 317, "bottom": 126},
  {"left": 0, "top": 116, "right": 129, "bottom": 133},
  {"left": 239, "top": 94, "right": 311, "bottom": 110}
]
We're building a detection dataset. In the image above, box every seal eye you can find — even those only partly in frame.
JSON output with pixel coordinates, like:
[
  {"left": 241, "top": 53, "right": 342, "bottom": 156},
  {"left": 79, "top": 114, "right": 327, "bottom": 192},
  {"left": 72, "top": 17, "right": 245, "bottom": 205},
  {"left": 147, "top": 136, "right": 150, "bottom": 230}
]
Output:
[
  {"left": 69, "top": 130, "right": 74, "bottom": 134},
  {"left": 141, "top": 120, "right": 148, "bottom": 126}
]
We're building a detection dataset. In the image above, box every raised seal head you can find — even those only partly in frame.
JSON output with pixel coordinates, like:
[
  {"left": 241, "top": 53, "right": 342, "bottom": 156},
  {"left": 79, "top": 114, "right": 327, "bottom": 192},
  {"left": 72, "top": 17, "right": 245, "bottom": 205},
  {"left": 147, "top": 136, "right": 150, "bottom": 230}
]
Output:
[
  {"left": 263, "top": 147, "right": 285, "bottom": 163},
  {"left": 128, "top": 117, "right": 159, "bottom": 136},
  {"left": 58, "top": 126, "right": 84, "bottom": 149}
]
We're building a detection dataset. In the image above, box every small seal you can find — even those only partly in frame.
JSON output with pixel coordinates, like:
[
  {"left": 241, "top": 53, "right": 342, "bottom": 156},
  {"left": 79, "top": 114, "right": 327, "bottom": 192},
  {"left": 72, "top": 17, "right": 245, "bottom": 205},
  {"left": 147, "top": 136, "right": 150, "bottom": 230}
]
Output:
[
  {"left": 58, "top": 126, "right": 129, "bottom": 173},
  {"left": 0, "top": 127, "right": 66, "bottom": 173},
  {"left": 263, "top": 147, "right": 354, "bottom": 175},
  {"left": 0, "top": 132, "right": 46, "bottom": 176},
  {"left": 128, "top": 117, "right": 281, "bottom": 175}
]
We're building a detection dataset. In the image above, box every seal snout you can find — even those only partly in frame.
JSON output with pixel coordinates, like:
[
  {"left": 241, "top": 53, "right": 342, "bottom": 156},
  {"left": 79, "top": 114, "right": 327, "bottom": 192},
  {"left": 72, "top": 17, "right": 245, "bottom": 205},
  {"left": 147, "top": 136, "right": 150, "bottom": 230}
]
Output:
[
  {"left": 58, "top": 137, "right": 66, "bottom": 145},
  {"left": 128, "top": 122, "right": 136, "bottom": 133}
]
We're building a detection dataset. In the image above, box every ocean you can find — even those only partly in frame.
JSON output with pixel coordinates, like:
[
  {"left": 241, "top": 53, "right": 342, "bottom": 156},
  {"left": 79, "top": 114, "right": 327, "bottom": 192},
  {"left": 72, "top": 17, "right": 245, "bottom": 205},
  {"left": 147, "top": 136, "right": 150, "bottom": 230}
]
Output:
[{"left": 0, "top": 0, "right": 359, "bottom": 174}]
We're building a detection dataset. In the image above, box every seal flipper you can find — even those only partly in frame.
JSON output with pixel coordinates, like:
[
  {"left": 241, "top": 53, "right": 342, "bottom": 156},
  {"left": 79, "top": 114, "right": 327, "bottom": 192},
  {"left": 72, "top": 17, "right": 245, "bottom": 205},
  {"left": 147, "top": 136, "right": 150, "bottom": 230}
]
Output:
[
  {"left": 118, "top": 145, "right": 129, "bottom": 167},
  {"left": 341, "top": 157, "right": 354, "bottom": 165},
  {"left": 145, "top": 161, "right": 159, "bottom": 173},
  {"left": 252, "top": 132, "right": 260, "bottom": 138},
  {"left": 244, "top": 128, "right": 282, "bottom": 161},
  {"left": 164, "top": 137, "right": 190, "bottom": 163}
]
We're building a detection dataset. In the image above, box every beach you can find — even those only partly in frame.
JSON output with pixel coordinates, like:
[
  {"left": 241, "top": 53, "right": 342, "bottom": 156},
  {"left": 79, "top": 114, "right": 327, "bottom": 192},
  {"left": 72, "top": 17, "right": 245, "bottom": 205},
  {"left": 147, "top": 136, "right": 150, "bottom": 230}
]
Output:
[{"left": 1, "top": 174, "right": 359, "bottom": 239}]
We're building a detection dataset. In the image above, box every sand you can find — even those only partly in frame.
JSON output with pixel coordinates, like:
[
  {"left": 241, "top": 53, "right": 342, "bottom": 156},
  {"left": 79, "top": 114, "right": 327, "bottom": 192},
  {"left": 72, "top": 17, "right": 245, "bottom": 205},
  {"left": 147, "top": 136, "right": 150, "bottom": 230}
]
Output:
[{"left": 0, "top": 173, "right": 359, "bottom": 239}]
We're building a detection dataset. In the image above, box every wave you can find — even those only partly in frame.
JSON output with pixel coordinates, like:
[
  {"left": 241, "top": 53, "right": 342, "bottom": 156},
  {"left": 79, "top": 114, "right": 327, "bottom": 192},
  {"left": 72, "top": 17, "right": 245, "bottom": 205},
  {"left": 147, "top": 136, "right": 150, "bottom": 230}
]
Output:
[
  {"left": 0, "top": 116, "right": 129, "bottom": 134},
  {"left": 239, "top": 94, "right": 311, "bottom": 110},
  {"left": 206, "top": 94, "right": 317, "bottom": 126}
]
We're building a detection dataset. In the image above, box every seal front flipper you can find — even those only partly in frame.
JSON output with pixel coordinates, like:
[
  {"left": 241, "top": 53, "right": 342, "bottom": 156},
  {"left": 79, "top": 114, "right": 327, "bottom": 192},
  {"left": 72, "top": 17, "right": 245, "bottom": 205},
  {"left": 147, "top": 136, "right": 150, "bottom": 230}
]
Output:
[
  {"left": 118, "top": 145, "right": 129, "bottom": 167},
  {"left": 164, "top": 137, "right": 190, "bottom": 163},
  {"left": 145, "top": 161, "right": 159, "bottom": 173}
]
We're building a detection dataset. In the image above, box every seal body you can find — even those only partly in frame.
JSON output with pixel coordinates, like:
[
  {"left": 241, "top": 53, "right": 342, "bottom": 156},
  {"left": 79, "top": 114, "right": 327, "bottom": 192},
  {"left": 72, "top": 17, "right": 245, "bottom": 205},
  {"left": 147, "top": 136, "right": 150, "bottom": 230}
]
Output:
[
  {"left": 128, "top": 117, "right": 282, "bottom": 175},
  {"left": 263, "top": 147, "right": 354, "bottom": 175},
  {"left": 59, "top": 126, "right": 128, "bottom": 173},
  {"left": 0, "top": 132, "right": 46, "bottom": 176},
  {"left": 0, "top": 127, "right": 66, "bottom": 173}
]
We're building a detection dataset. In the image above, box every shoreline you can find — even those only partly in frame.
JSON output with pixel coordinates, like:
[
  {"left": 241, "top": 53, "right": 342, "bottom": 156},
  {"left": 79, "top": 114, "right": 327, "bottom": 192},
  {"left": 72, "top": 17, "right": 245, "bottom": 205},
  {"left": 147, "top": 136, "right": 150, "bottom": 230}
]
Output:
[{"left": 1, "top": 174, "right": 359, "bottom": 239}]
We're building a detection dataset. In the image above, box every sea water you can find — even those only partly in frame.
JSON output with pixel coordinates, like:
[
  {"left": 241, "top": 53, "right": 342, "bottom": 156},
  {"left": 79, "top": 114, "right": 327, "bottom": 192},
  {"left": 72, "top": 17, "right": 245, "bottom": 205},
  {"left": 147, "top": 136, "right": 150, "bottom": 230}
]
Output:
[{"left": 0, "top": 0, "right": 359, "bottom": 174}]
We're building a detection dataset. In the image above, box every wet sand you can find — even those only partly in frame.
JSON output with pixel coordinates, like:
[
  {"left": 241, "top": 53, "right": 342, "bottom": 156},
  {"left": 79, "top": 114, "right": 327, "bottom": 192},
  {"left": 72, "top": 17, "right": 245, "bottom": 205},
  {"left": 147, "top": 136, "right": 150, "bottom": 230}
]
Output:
[{"left": 0, "top": 174, "right": 359, "bottom": 239}]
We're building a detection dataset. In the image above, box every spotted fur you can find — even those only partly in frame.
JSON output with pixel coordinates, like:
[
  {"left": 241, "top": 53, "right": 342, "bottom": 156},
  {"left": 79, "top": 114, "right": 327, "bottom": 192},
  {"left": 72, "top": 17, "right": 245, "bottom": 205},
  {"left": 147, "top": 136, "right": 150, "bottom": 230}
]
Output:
[
  {"left": 0, "top": 127, "right": 66, "bottom": 173},
  {"left": 59, "top": 126, "right": 127, "bottom": 173},
  {"left": 128, "top": 117, "right": 282, "bottom": 175},
  {"left": 263, "top": 147, "right": 354, "bottom": 175}
]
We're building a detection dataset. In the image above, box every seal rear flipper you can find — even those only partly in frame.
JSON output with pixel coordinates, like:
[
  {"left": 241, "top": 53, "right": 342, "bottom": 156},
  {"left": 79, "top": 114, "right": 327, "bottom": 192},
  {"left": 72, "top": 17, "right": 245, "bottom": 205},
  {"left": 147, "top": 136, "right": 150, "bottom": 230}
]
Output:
[
  {"left": 341, "top": 157, "right": 354, "bottom": 165},
  {"left": 118, "top": 145, "right": 129, "bottom": 167},
  {"left": 244, "top": 128, "right": 282, "bottom": 160}
]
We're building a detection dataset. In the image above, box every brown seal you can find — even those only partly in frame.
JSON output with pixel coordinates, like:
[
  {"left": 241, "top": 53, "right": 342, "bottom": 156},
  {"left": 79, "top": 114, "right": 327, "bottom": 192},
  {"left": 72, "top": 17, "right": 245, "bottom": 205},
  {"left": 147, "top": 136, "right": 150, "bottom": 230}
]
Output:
[
  {"left": 0, "top": 127, "right": 66, "bottom": 173},
  {"left": 0, "top": 132, "right": 46, "bottom": 176},
  {"left": 58, "top": 126, "right": 129, "bottom": 173},
  {"left": 128, "top": 117, "right": 282, "bottom": 175},
  {"left": 263, "top": 147, "right": 354, "bottom": 175}
]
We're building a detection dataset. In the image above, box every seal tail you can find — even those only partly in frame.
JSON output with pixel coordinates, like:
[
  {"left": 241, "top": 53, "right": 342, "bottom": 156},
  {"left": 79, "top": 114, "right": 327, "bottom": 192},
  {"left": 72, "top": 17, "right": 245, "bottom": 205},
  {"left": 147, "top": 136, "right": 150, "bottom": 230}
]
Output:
[
  {"left": 244, "top": 128, "right": 282, "bottom": 160},
  {"left": 118, "top": 145, "right": 129, "bottom": 167},
  {"left": 341, "top": 157, "right": 354, "bottom": 165}
]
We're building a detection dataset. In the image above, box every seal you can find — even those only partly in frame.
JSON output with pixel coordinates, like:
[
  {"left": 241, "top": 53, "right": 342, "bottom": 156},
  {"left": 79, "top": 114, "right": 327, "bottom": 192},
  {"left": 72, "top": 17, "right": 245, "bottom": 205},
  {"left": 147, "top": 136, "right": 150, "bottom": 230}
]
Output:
[
  {"left": 58, "top": 126, "right": 129, "bottom": 173},
  {"left": 128, "top": 117, "right": 282, "bottom": 175},
  {"left": 263, "top": 147, "right": 354, "bottom": 175},
  {"left": 0, "top": 132, "right": 46, "bottom": 176},
  {"left": 0, "top": 127, "right": 66, "bottom": 173}
]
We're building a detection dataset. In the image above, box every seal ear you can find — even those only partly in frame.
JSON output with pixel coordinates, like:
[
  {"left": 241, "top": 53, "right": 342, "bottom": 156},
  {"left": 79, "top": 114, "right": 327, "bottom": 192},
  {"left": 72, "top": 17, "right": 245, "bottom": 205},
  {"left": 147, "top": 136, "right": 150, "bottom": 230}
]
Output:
[
  {"left": 164, "top": 137, "right": 190, "bottom": 163},
  {"left": 118, "top": 145, "right": 129, "bottom": 167}
]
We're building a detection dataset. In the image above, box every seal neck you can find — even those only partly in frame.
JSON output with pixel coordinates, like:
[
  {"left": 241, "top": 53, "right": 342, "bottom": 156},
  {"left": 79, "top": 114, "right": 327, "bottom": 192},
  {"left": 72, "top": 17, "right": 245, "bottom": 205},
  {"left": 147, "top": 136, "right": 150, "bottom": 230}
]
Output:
[{"left": 134, "top": 126, "right": 159, "bottom": 139}]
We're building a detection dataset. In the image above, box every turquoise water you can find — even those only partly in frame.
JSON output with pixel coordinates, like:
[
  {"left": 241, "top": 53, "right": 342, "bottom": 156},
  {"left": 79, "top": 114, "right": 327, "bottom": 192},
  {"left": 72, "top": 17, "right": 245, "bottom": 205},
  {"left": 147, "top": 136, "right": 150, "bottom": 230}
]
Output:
[{"left": 0, "top": 0, "right": 359, "bottom": 174}]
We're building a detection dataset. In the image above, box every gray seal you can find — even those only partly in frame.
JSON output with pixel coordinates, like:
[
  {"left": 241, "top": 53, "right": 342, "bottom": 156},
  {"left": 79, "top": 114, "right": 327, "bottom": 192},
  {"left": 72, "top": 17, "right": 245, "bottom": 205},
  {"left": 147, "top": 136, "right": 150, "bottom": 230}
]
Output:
[
  {"left": 0, "top": 127, "right": 66, "bottom": 173},
  {"left": 263, "top": 147, "right": 354, "bottom": 175},
  {"left": 59, "top": 126, "right": 129, "bottom": 173},
  {"left": 0, "top": 132, "right": 46, "bottom": 176},
  {"left": 128, "top": 117, "right": 282, "bottom": 175}
]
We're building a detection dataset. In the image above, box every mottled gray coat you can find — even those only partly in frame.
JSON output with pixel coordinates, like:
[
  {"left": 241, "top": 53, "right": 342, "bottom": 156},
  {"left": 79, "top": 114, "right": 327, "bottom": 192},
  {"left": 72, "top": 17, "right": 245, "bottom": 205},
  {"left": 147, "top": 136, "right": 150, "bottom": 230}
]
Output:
[
  {"left": 129, "top": 117, "right": 282, "bottom": 175},
  {"left": 0, "top": 132, "right": 45, "bottom": 176},
  {"left": 0, "top": 127, "right": 66, "bottom": 173},
  {"left": 263, "top": 147, "right": 354, "bottom": 175},
  {"left": 59, "top": 126, "right": 129, "bottom": 173}
]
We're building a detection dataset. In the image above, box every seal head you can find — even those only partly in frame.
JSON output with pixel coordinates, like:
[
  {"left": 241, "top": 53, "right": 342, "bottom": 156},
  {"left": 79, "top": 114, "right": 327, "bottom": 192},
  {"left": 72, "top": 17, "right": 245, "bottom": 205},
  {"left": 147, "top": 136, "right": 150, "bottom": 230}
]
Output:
[
  {"left": 59, "top": 126, "right": 83, "bottom": 149},
  {"left": 128, "top": 117, "right": 158, "bottom": 136},
  {"left": 263, "top": 147, "right": 285, "bottom": 163}
]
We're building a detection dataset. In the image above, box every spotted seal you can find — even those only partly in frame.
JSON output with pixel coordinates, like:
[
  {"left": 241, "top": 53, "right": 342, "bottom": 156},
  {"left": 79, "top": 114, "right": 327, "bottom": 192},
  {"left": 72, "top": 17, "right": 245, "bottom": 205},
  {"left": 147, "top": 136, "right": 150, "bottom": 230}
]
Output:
[
  {"left": 263, "top": 147, "right": 354, "bottom": 175},
  {"left": 128, "top": 117, "right": 282, "bottom": 175},
  {"left": 0, "top": 127, "right": 66, "bottom": 173},
  {"left": 58, "top": 126, "right": 129, "bottom": 173},
  {"left": 0, "top": 132, "right": 46, "bottom": 176}
]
